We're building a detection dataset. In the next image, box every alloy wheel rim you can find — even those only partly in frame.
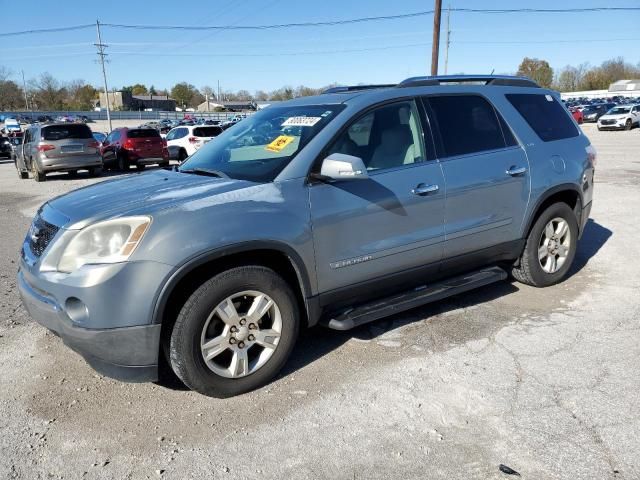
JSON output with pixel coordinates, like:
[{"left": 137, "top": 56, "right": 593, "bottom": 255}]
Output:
[
  {"left": 200, "top": 290, "right": 282, "bottom": 379},
  {"left": 538, "top": 217, "right": 571, "bottom": 274}
]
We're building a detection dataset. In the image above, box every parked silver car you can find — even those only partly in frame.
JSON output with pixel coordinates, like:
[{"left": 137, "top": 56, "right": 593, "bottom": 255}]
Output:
[{"left": 16, "top": 123, "right": 102, "bottom": 181}]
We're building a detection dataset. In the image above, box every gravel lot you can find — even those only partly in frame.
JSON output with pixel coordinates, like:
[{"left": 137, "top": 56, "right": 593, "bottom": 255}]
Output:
[{"left": 1, "top": 124, "right": 639, "bottom": 480}]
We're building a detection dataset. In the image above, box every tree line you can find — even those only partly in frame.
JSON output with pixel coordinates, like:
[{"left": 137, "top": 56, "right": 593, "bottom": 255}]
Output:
[
  {"left": 1, "top": 57, "right": 638, "bottom": 111},
  {"left": 516, "top": 56, "right": 640, "bottom": 92}
]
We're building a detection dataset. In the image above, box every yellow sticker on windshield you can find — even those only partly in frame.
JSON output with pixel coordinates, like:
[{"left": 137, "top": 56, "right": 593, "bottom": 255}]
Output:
[{"left": 265, "top": 135, "right": 295, "bottom": 152}]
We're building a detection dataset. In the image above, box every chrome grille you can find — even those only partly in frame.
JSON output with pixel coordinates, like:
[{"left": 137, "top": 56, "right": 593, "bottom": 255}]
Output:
[
  {"left": 28, "top": 214, "right": 59, "bottom": 257},
  {"left": 600, "top": 119, "right": 616, "bottom": 125}
]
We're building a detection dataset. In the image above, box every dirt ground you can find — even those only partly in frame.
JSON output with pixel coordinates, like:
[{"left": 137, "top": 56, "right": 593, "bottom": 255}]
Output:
[{"left": 0, "top": 124, "right": 638, "bottom": 479}]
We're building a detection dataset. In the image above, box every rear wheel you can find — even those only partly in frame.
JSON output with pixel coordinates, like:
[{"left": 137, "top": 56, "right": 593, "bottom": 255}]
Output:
[
  {"left": 88, "top": 166, "right": 102, "bottom": 177},
  {"left": 117, "top": 154, "right": 127, "bottom": 172},
  {"left": 32, "top": 162, "right": 45, "bottom": 182},
  {"left": 136, "top": 164, "right": 145, "bottom": 171},
  {"left": 178, "top": 149, "right": 188, "bottom": 162},
  {"left": 169, "top": 266, "right": 300, "bottom": 398},
  {"left": 625, "top": 119, "right": 632, "bottom": 131},
  {"left": 512, "top": 202, "right": 578, "bottom": 287}
]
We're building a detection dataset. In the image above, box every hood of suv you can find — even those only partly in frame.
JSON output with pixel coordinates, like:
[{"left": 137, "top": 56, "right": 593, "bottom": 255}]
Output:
[
  {"left": 599, "top": 113, "right": 628, "bottom": 121},
  {"left": 47, "top": 169, "right": 257, "bottom": 229}
]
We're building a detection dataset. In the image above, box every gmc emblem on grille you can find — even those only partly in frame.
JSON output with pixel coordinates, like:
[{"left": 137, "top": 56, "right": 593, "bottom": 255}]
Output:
[{"left": 29, "top": 224, "right": 41, "bottom": 243}]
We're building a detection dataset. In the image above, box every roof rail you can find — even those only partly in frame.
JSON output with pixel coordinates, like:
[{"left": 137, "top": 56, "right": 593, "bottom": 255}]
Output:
[
  {"left": 323, "top": 84, "right": 395, "bottom": 94},
  {"left": 397, "top": 75, "right": 539, "bottom": 88}
]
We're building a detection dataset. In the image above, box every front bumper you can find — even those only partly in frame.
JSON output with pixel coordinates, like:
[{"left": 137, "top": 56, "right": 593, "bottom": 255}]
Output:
[{"left": 17, "top": 257, "right": 174, "bottom": 382}]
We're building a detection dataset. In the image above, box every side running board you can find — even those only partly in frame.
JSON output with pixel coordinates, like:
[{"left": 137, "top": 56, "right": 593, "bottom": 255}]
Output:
[{"left": 323, "top": 266, "right": 507, "bottom": 331}]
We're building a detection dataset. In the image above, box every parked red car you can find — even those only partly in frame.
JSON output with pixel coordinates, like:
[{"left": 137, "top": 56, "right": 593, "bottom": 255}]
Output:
[
  {"left": 570, "top": 107, "right": 583, "bottom": 124},
  {"left": 100, "top": 127, "right": 169, "bottom": 171}
]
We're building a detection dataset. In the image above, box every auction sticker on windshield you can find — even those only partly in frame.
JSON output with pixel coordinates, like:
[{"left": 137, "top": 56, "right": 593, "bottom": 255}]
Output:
[
  {"left": 265, "top": 135, "right": 295, "bottom": 152},
  {"left": 281, "top": 116, "right": 322, "bottom": 127}
]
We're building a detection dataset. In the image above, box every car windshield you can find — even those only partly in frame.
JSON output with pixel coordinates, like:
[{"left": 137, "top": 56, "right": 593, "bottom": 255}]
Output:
[
  {"left": 179, "top": 104, "right": 344, "bottom": 182},
  {"left": 608, "top": 107, "right": 631, "bottom": 115}
]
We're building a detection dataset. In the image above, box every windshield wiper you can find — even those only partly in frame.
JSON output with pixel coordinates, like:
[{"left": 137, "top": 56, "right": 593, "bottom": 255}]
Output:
[{"left": 179, "top": 168, "right": 229, "bottom": 178}]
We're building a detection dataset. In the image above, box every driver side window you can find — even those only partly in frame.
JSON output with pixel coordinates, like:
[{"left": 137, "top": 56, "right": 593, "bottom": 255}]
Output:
[{"left": 327, "top": 100, "right": 429, "bottom": 172}]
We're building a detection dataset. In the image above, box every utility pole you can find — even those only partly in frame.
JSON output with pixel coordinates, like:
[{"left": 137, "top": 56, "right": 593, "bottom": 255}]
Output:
[
  {"left": 217, "top": 80, "right": 221, "bottom": 104},
  {"left": 21, "top": 70, "right": 29, "bottom": 111},
  {"left": 431, "top": 0, "right": 443, "bottom": 76},
  {"left": 95, "top": 20, "right": 112, "bottom": 132},
  {"left": 443, "top": 4, "right": 451, "bottom": 75}
]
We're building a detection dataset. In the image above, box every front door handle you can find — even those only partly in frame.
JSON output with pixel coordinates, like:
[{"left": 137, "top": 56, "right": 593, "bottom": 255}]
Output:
[
  {"left": 411, "top": 183, "right": 439, "bottom": 196},
  {"left": 506, "top": 166, "right": 527, "bottom": 176}
]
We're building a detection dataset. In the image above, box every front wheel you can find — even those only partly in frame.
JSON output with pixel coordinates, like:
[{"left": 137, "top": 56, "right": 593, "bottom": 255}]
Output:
[
  {"left": 625, "top": 119, "right": 632, "bottom": 131},
  {"left": 169, "top": 266, "right": 300, "bottom": 397},
  {"left": 512, "top": 202, "right": 578, "bottom": 287}
]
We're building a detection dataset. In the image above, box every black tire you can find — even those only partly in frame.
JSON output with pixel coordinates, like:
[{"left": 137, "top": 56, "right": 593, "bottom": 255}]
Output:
[
  {"left": 117, "top": 154, "right": 127, "bottom": 172},
  {"left": 136, "top": 163, "right": 145, "bottom": 171},
  {"left": 68, "top": 170, "right": 78, "bottom": 178},
  {"left": 169, "top": 266, "right": 300, "bottom": 398},
  {"left": 512, "top": 202, "right": 578, "bottom": 287},
  {"left": 18, "top": 169, "right": 28, "bottom": 179},
  {"left": 88, "top": 166, "right": 103, "bottom": 177},
  {"left": 160, "top": 161, "right": 170, "bottom": 168},
  {"left": 625, "top": 119, "right": 632, "bottom": 131},
  {"left": 178, "top": 149, "right": 188, "bottom": 162},
  {"left": 32, "top": 162, "right": 45, "bottom": 182}
]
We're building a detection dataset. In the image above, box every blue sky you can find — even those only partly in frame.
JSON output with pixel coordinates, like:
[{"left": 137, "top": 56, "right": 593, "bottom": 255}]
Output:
[{"left": 1, "top": 0, "right": 638, "bottom": 93}]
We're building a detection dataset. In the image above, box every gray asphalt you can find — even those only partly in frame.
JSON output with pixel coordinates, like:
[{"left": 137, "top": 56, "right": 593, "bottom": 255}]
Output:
[{"left": 0, "top": 124, "right": 638, "bottom": 479}]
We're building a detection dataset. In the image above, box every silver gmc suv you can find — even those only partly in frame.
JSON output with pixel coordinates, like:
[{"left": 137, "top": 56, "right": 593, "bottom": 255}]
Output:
[{"left": 18, "top": 75, "right": 595, "bottom": 397}]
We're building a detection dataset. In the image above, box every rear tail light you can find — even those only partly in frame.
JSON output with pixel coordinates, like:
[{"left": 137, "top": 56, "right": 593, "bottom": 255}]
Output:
[
  {"left": 87, "top": 140, "right": 99, "bottom": 148},
  {"left": 36, "top": 144, "right": 55, "bottom": 152},
  {"left": 123, "top": 139, "right": 135, "bottom": 149},
  {"left": 188, "top": 136, "right": 198, "bottom": 143},
  {"left": 586, "top": 144, "right": 597, "bottom": 167}
]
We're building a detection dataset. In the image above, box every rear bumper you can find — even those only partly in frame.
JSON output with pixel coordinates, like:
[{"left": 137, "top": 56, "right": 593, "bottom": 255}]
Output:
[{"left": 40, "top": 154, "right": 102, "bottom": 171}]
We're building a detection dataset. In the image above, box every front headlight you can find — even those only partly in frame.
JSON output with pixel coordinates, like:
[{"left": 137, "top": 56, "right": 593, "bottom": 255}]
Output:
[{"left": 57, "top": 216, "right": 151, "bottom": 273}]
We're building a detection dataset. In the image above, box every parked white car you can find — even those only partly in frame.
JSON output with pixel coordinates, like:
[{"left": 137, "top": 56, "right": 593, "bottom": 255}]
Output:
[
  {"left": 597, "top": 104, "right": 640, "bottom": 131},
  {"left": 165, "top": 125, "right": 223, "bottom": 161},
  {"left": 2, "top": 118, "right": 21, "bottom": 135}
]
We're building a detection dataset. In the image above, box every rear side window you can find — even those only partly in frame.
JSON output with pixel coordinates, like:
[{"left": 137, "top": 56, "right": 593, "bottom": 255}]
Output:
[
  {"left": 426, "top": 95, "right": 507, "bottom": 157},
  {"left": 193, "top": 126, "right": 223, "bottom": 137},
  {"left": 42, "top": 124, "right": 92, "bottom": 141},
  {"left": 127, "top": 129, "right": 160, "bottom": 138},
  {"left": 506, "top": 94, "right": 579, "bottom": 142}
]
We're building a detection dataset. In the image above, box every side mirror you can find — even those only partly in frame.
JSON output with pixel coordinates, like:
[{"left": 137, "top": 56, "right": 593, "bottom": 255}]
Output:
[{"left": 320, "top": 153, "right": 368, "bottom": 181}]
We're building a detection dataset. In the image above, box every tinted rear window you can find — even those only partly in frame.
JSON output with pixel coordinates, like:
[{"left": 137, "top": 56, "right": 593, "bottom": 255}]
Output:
[
  {"left": 127, "top": 129, "right": 160, "bottom": 138},
  {"left": 42, "top": 124, "right": 92, "bottom": 141},
  {"left": 426, "top": 95, "right": 507, "bottom": 157},
  {"left": 506, "top": 94, "right": 579, "bottom": 142},
  {"left": 193, "top": 126, "right": 223, "bottom": 137}
]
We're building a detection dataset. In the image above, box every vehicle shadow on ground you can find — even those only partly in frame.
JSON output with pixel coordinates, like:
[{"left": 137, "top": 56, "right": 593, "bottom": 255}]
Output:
[
  {"left": 157, "top": 219, "right": 612, "bottom": 392},
  {"left": 568, "top": 219, "right": 612, "bottom": 277}
]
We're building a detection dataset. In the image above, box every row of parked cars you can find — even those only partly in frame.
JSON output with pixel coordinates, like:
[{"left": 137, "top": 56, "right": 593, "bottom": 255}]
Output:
[
  {"left": 563, "top": 97, "right": 640, "bottom": 130},
  {"left": 5, "top": 113, "right": 246, "bottom": 181}
]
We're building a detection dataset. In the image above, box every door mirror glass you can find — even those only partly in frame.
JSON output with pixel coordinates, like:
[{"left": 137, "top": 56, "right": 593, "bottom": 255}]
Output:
[{"left": 320, "top": 153, "right": 368, "bottom": 180}]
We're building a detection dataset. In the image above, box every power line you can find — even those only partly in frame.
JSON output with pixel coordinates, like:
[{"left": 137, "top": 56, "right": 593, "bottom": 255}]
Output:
[
  {"left": 0, "top": 24, "right": 93, "bottom": 38},
  {"left": 2, "top": 37, "right": 639, "bottom": 62},
  {"left": 1, "top": 7, "right": 638, "bottom": 37}
]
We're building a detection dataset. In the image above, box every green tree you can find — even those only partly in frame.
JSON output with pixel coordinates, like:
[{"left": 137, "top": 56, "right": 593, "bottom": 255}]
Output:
[
  {"left": 517, "top": 57, "right": 554, "bottom": 88},
  {"left": 171, "top": 82, "right": 200, "bottom": 108},
  {"left": 131, "top": 83, "right": 148, "bottom": 95},
  {"left": 149, "top": 85, "right": 157, "bottom": 95}
]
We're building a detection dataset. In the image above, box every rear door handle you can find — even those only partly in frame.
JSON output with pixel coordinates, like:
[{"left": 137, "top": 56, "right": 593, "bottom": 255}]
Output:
[
  {"left": 411, "top": 183, "right": 439, "bottom": 196},
  {"left": 506, "top": 166, "right": 527, "bottom": 176}
]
